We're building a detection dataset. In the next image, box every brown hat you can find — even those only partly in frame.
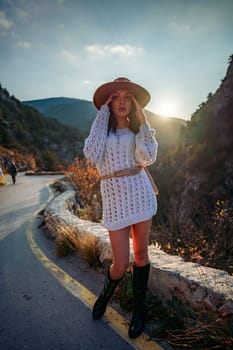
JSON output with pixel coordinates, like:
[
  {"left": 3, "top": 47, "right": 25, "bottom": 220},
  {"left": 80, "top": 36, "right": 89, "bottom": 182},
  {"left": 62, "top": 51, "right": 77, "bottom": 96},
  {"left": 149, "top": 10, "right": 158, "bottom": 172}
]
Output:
[{"left": 93, "top": 77, "right": 151, "bottom": 110}]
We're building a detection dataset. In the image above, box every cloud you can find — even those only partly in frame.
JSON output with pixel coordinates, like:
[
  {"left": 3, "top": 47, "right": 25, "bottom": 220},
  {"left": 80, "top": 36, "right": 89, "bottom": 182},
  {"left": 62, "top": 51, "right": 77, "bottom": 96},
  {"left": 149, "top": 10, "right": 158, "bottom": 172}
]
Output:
[
  {"left": 61, "top": 49, "right": 80, "bottom": 64},
  {"left": 15, "top": 8, "right": 28, "bottom": 20},
  {"left": 16, "top": 41, "right": 31, "bottom": 49},
  {"left": 61, "top": 45, "right": 143, "bottom": 67},
  {"left": 169, "top": 21, "right": 191, "bottom": 31},
  {"left": 0, "top": 11, "right": 13, "bottom": 30},
  {"left": 85, "top": 44, "right": 143, "bottom": 57}
]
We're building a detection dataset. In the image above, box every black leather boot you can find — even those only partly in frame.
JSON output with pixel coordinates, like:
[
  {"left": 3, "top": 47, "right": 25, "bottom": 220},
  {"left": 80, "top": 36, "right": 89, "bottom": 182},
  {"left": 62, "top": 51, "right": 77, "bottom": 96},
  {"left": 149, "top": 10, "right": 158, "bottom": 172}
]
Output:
[
  {"left": 128, "top": 263, "right": 150, "bottom": 338},
  {"left": 92, "top": 266, "right": 124, "bottom": 320}
]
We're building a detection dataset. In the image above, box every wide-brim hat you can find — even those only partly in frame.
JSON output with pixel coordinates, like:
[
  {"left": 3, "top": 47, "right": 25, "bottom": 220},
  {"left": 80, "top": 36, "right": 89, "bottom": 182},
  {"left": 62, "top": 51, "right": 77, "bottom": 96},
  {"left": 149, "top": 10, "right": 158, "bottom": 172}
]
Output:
[{"left": 93, "top": 77, "right": 151, "bottom": 110}]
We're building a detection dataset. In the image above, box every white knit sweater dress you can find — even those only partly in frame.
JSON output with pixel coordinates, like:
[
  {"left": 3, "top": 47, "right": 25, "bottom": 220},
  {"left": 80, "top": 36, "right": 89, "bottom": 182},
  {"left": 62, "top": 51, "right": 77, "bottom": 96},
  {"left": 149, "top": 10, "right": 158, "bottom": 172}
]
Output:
[{"left": 83, "top": 104, "right": 158, "bottom": 231}]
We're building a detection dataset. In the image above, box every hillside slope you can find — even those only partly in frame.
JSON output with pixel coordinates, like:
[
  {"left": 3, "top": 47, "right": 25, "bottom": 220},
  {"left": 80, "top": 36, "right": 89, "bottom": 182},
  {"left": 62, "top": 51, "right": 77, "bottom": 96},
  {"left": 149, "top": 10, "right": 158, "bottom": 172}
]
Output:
[
  {"left": 24, "top": 97, "right": 186, "bottom": 155},
  {"left": 24, "top": 97, "right": 97, "bottom": 131},
  {"left": 0, "top": 86, "right": 86, "bottom": 170},
  {"left": 154, "top": 55, "right": 233, "bottom": 272}
]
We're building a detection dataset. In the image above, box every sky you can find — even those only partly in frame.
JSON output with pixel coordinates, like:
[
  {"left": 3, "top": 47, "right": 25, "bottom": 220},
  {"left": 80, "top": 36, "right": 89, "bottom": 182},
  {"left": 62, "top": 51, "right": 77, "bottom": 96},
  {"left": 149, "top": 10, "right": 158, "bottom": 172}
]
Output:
[{"left": 0, "top": 0, "right": 232, "bottom": 120}]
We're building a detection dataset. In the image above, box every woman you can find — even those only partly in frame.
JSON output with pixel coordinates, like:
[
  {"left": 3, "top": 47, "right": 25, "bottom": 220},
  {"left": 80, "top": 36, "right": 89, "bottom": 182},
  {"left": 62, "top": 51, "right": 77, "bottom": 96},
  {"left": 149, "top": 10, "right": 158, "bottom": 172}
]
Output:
[{"left": 83, "top": 77, "right": 158, "bottom": 338}]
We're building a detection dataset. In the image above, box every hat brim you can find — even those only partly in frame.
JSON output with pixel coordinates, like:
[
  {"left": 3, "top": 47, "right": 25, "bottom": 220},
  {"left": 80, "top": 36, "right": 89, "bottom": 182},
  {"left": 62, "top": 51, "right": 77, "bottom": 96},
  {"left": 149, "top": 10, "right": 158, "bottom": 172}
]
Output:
[{"left": 93, "top": 81, "right": 150, "bottom": 110}]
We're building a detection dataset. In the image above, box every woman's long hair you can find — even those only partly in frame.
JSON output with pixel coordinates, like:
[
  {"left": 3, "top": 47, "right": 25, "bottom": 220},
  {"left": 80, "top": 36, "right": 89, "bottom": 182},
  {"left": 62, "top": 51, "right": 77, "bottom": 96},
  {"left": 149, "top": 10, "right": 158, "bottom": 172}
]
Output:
[{"left": 107, "top": 103, "right": 140, "bottom": 135}]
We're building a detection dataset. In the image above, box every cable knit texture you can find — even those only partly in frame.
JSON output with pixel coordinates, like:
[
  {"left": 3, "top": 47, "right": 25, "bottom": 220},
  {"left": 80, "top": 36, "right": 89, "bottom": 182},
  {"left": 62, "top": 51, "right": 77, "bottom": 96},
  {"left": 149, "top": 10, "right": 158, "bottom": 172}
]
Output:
[{"left": 83, "top": 104, "right": 158, "bottom": 230}]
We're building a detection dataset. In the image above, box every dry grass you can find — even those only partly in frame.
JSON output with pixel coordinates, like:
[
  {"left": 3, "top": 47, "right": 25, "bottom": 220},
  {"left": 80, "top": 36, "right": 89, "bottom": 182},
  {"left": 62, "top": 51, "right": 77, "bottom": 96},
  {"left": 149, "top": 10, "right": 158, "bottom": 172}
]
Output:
[
  {"left": 113, "top": 271, "right": 133, "bottom": 312},
  {"left": 151, "top": 200, "right": 233, "bottom": 275},
  {"left": 54, "top": 222, "right": 102, "bottom": 268},
  {"left": 165, "top": 320, "right": 233, "bottom": 349},
  {"left": 113, "top": 274, "right": 233, "bottom": 349}
]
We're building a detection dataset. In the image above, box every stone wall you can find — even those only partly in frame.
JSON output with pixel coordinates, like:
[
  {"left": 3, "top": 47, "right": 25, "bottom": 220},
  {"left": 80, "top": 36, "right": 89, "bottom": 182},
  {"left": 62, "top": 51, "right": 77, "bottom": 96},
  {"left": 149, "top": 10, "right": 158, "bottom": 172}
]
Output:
[{"left": 44, "top": 189, "right": 233, "bottom": 319}]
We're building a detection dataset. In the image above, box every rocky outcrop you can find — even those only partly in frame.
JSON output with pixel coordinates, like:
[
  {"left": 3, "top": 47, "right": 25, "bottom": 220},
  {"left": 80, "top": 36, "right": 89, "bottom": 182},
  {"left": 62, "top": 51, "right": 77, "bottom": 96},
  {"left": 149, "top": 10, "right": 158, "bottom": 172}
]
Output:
[
  {"left": 163, "top": 57, "right": 233, "bottom": 265},
  {"left": 0, "top": 146, "right": 36, "bottom": 172},
  {"left": 208, "top": 56, "right": 233, "bottom": 117}
]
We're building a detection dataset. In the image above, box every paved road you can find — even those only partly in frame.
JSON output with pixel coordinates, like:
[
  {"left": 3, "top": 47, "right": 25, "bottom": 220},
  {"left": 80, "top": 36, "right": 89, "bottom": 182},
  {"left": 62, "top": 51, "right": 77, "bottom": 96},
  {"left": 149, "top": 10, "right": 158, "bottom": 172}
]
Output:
[{"left": 0, "top": 173, "right": 137, "bottom": 350}]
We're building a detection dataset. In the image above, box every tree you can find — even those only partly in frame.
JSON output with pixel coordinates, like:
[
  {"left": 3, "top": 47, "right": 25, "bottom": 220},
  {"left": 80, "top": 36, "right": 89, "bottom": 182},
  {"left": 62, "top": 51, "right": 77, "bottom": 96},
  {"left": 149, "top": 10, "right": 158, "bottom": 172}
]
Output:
[
  {"left": 42, "top": 150, "right": 61, "bottom": 171},
  {"left": 228, "top": 54, "right": 233, "bottom": 65}
]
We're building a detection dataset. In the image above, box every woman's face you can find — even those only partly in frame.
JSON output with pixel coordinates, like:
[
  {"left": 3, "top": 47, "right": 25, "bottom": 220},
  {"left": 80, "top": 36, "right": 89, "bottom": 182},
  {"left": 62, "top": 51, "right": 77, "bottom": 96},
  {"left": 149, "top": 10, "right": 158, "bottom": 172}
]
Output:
[{"left": 111, "top": 90, "right": 132, "bottom": 119}]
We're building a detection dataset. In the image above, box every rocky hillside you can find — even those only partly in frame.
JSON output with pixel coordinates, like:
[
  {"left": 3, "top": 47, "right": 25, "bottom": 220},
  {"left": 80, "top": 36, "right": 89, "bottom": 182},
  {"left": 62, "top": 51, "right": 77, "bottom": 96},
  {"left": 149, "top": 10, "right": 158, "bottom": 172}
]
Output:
[
  {"left": 0, "top": 145, "right": 36, "bottom": 172},
  {"left": 154, "top": 55, "right": 233, "bottom": 273},
  {"left": 176, "top": 55, "right": 233, "bottom": 227},
  {"left": 0, "top": 86, "right": 87, "bottom": 171}
]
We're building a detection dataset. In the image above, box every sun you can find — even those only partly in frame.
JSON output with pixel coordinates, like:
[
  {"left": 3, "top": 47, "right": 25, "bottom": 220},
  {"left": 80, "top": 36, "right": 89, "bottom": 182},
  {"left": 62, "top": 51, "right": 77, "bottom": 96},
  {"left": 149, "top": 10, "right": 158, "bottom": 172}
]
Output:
[{"left": 155, "top": 99, "right": 178, "bottom": 117}]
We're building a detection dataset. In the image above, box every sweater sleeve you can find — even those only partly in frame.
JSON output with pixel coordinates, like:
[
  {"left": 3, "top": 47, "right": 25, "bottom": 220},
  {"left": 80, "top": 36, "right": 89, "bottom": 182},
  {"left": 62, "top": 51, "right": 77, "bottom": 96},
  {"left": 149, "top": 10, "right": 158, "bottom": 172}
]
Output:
[
  {"left": 135, "top": 123, "right": 158, "bottom": 166},
  {"left": 83, "top": 104, "right": 110, "bottom": 168}
]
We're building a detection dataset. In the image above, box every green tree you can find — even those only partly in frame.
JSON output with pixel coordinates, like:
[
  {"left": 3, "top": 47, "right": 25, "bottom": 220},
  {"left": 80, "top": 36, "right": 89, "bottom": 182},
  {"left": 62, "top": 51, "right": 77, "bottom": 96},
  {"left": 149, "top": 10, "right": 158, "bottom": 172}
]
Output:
[{"left": 42, "top": 150, "right": 60, "bottom": 171}]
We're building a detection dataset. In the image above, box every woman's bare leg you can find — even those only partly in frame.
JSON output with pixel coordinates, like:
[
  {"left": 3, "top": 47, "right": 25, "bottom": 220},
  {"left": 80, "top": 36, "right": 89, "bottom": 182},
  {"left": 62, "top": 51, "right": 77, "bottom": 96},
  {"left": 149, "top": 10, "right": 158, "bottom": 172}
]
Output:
[
  {"left": 131, "top": 219, "right": 152, "bottom": 267},
  {"left": 109, "top": 226, "right": 131, "bottom": 279},
  {"left": 92, "top": 227, "right": 130, "bottom": 320}
]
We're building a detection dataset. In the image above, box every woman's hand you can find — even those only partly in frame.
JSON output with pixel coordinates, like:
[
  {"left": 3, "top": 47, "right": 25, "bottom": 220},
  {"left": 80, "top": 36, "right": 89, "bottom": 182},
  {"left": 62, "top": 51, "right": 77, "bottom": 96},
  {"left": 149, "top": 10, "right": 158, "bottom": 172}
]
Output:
[
  {"left": 105, "top": 93, "right": 114, "bottom": 106},
  {"left": 131, "top": 94, "right": 147, "bottom": 124}
]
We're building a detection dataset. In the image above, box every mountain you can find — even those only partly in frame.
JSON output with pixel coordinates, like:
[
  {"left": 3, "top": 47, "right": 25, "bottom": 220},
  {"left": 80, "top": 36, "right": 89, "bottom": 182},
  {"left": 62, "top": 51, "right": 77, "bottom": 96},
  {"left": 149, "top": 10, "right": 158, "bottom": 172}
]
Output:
[
  {"left": 23, "top": 97, "right": 186, "bottom": 156},
  {"left": 2, "top": 83, "right": 186, "bottom": 173},
  {"left": 146, "top": 111, "right": 186, "bottom": 157},
  {"left": 154, "top": 55, "right": 233, "bottom": 272},
  {"left": 0, "top": 86, "right": 87, "bottom": 171},
  {"left": 24, "top": 97, "right": 97, "bottom": 132}
]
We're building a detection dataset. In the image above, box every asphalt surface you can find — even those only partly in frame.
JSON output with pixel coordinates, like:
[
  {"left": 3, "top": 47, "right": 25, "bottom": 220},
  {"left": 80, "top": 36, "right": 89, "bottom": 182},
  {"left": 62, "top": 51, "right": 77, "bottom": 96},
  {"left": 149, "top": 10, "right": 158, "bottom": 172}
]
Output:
[{"left": 0, "top": 173, "right": 137, "bottom": 350}]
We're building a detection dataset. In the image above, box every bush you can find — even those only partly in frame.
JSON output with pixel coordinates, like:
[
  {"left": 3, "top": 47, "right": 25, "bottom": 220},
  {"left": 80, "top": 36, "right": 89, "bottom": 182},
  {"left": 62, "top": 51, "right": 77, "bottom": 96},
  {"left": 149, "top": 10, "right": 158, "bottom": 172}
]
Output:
[
  {"left": 66, "top": 157, "right": 101, "bottom": 222},
  {"left": 42, "top": 149, "right": 62, "bottom": 171}
]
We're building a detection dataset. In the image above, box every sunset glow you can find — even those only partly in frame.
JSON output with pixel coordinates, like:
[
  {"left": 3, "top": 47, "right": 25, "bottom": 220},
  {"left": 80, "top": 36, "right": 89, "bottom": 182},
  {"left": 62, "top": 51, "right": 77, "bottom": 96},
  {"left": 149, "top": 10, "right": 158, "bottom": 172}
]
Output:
[{"left": 155, "top": 99, "right": 178, "bottom": 117}]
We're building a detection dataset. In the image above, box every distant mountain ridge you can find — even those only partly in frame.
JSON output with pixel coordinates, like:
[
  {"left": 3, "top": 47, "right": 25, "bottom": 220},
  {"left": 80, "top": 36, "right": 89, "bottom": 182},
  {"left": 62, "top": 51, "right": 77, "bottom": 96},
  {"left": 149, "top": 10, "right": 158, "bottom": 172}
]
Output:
[
  {"left": 24, "top": 97, "right": 186, "bottom": 154},
  {"left": 1, "top": 87, "right": 185, "bottom": 171},
  {"left": 24, "top": 97, "right": 97, "bottom": 131}
]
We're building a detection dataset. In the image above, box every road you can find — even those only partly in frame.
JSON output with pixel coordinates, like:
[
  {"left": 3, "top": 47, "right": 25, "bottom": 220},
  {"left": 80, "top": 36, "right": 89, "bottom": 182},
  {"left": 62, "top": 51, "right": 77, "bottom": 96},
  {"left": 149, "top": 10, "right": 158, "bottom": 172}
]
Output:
[{"left": 0, "top": 173, "right": 139, "bottom": 350}]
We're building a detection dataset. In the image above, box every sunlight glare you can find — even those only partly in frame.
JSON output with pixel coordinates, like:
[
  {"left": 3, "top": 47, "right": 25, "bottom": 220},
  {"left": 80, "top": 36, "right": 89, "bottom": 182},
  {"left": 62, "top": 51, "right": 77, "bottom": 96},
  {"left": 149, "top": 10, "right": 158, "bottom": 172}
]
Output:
[{"left": 156, "top": 99, "right": 178, "bottom": 117}]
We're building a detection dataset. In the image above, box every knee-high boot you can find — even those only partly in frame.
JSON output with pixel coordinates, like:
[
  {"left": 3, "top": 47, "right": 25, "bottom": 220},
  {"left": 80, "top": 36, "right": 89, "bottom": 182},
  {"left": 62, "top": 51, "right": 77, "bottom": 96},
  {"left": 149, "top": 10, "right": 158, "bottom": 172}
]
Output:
[
  {"left": 128, "top": 263, "right": 150, "bottom": 339},
  {"left": 92, "top": 266, "right": 124, "bottom": 320}
]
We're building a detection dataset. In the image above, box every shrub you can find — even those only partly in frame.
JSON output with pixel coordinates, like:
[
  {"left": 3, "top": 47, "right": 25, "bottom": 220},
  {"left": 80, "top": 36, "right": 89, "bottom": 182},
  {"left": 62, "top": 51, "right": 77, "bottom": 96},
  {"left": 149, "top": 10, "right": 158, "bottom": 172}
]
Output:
[{"left": 66, "top": 157, "right": 101, "bottom": 222}]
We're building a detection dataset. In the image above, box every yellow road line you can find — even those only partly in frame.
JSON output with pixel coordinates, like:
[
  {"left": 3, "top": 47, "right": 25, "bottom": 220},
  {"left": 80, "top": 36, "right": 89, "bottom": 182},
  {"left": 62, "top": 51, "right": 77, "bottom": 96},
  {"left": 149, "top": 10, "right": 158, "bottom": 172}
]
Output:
[{"left": 26, "top": 185, "right": 163, "bottom": 350}]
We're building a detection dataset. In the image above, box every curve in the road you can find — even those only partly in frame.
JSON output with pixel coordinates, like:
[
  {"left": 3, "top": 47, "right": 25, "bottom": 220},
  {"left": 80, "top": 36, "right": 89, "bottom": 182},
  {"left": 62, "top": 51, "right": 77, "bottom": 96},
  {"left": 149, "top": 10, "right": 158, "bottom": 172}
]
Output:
[{"left": 26, "top": 185, "right": 163, "bottom": 350}]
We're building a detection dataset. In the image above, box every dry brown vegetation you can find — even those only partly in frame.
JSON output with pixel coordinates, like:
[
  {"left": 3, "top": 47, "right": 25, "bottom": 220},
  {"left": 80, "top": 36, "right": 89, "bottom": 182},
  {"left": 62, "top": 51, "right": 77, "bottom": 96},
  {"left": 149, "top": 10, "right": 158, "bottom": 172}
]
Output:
[
  {"left": 52, "top": 221, "right": 101, "bottom": 268},
  {"left": 65, "top": 156, "right": 233, "bottom": 276},
  {"left": 66, "top": 158, "right": 102, "bottom": 222},
  {"left": 114, "top": 271, "right": 233, "bottom": 349},
  {"left": 62, "top": 156, "right": 233, "bottom": 348}
]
